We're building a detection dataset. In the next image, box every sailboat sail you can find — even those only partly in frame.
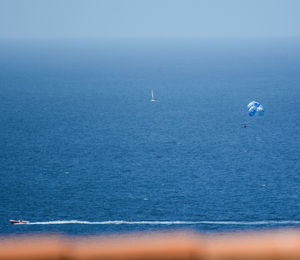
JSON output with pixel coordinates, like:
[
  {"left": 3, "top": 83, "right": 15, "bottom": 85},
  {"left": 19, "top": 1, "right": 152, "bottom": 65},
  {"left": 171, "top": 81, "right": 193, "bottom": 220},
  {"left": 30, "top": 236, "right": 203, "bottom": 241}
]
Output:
[{"left": 151, "top": 90, "right": 156, "bottom": 102}]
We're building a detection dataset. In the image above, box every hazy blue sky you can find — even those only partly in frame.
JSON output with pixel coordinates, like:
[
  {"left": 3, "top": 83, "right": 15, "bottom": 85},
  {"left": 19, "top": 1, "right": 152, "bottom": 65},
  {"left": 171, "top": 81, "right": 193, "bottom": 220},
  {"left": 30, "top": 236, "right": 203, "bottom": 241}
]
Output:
[{"left": 0, "top": 0, "right": 299, "bottom": 38}]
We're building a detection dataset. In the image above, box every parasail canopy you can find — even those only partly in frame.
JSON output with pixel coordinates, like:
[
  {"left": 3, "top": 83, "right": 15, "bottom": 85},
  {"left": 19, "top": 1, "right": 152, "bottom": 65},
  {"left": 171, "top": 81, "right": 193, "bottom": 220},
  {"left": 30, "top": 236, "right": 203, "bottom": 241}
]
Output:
[{"left": 247, "top": 101, "right": 264, "bottom": 117}]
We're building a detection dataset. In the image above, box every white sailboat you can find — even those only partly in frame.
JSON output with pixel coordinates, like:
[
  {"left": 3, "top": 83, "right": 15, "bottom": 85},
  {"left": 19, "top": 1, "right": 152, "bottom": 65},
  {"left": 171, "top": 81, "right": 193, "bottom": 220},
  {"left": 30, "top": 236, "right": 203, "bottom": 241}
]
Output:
[{"left": 151, "top": 90, "right": 157, "bottom": 102}]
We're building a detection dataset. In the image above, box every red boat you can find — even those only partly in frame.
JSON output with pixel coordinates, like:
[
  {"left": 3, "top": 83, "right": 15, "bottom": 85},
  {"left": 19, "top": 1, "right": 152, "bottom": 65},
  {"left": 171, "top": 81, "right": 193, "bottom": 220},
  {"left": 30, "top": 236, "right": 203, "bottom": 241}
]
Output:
[{"left": 10, "top": 219, "right": 29, "bottom": 224}]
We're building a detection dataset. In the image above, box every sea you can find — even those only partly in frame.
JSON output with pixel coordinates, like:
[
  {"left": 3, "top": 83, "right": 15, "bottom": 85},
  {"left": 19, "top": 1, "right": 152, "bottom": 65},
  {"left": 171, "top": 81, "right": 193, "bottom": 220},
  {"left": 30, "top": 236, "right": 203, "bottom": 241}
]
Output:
[{"left": 0, "top": 38, "right": 299, "bottom": 236}]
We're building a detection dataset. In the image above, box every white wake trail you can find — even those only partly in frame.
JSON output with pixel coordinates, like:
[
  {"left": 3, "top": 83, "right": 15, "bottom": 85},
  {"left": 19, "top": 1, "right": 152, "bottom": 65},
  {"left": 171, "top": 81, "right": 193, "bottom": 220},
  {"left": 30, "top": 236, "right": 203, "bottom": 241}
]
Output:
[{"left": 27, "top": 220, "right": 300, "bottom": 225}]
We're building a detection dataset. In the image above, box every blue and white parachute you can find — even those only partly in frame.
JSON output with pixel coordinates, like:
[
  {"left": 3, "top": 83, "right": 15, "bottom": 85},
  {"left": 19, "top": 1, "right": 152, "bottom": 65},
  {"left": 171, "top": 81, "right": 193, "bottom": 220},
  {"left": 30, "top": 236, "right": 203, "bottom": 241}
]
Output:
[{"left": 247, "top": 101, "right": 264, "bottom": 117}]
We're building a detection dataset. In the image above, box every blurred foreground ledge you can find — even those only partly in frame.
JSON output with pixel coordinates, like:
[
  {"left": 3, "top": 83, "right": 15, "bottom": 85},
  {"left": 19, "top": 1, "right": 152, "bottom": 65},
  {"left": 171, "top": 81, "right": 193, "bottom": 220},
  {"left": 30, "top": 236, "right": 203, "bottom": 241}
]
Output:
[{"left": 1, "top": 229, "right": 300, "bottom": 260}]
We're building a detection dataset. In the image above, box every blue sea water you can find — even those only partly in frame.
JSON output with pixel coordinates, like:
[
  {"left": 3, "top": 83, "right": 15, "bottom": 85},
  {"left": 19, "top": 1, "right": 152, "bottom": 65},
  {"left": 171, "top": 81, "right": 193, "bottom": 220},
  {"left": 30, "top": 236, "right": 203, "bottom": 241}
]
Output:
[{"left": 0, "top": 38, "right": 299, "bottom": 235}]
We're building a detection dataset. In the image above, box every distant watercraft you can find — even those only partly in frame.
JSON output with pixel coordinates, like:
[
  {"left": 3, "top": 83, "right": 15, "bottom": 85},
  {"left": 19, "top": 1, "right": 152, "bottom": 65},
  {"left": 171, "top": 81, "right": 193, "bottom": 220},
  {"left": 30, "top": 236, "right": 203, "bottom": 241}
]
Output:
[
  {"left": 151, "top": 90, "right": 157, "bottom": 102},
  {"left": 10, "top": 219, "right": 29, "bottom": 224}
]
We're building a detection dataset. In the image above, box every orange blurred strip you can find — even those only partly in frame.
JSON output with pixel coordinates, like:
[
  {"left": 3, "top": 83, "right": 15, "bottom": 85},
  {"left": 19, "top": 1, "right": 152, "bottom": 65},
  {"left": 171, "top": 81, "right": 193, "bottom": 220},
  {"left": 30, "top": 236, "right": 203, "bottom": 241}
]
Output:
[{"left": 1, "top": 229, "right": 300, "bottom": 260}]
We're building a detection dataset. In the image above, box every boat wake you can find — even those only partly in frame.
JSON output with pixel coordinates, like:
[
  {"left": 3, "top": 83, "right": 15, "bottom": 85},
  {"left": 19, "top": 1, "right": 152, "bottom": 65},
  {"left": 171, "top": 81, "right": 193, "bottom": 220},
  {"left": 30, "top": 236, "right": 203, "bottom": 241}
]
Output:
[{"left": 27, "top": 220, "right": 300, "bottom": 225}]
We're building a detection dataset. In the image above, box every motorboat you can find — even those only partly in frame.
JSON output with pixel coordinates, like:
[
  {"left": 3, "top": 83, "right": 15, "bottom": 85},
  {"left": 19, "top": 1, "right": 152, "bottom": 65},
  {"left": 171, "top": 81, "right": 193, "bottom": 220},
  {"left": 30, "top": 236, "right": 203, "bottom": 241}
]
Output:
[{"left": 10, "top": 219, "right": 29, "bottom": 224}]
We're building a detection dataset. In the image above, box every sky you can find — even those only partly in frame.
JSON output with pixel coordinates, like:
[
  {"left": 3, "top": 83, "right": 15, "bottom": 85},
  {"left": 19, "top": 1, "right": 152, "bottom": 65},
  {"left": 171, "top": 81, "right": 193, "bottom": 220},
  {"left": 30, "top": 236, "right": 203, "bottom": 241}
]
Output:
[{"left": 0, "top": 0, "right": 300, "bottom": 38}]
